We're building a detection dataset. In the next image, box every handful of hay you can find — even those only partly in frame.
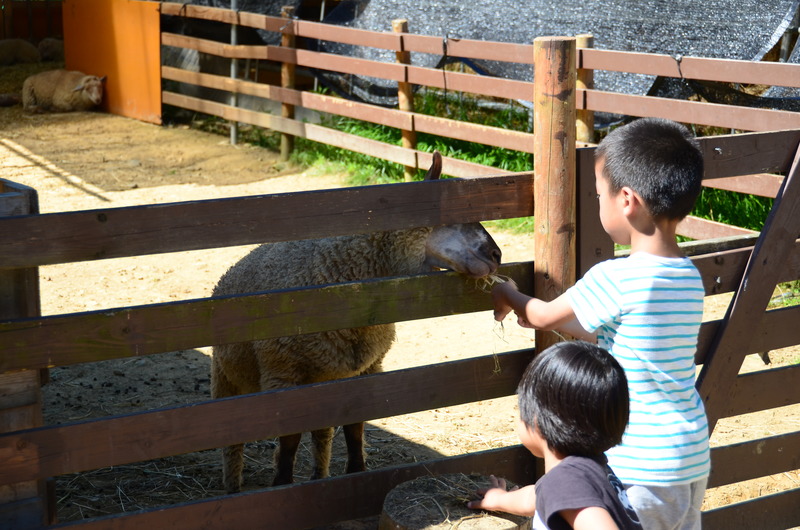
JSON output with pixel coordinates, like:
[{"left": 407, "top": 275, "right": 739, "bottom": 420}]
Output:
[
  {"left": 379, "top": 473, "right": 531, "bottom": 530},
  {"left": 474, "top": 273, "right": 511, "bottom": 293}
]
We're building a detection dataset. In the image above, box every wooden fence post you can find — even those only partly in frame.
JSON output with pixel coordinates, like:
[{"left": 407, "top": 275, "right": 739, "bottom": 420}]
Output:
[
  {"left": 393, "top": 18, "right": 417, "bottom": 181},
  {"left": 280, "top": 5, "right": 296, "bottom": 162},
  {"left": 0, "top": 180, "right": 51, "bottom": 528},
  {"left": 229, "top": 0, "right": 239, "bottom": 145},
  {"left": 576, "top": 34, "right": 594, "bottom": 144},
  {"left": 532, "top": 36, "right": 577, "bottom": 353}
]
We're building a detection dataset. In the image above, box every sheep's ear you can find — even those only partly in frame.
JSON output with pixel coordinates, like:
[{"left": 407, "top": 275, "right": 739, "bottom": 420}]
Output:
[
  {"left": 99, "top": 76, "right": 107, "bottom": 83},
  {"left": 423, "top": 150, "right": 442, "bottom": 181},
  {"left": 72, "top": 82, "right": 84, "bottom": 92}
]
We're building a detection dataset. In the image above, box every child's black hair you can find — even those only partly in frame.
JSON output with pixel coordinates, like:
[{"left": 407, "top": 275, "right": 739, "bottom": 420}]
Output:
[
  {"left": 517, "top": 340, "right": 629, "bottom": 458},
  {"left": 596, "top": 117, "right": 704, "bottom": 220}
]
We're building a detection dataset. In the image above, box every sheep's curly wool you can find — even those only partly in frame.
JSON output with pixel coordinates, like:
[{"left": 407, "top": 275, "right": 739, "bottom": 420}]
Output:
[
  {"left": 211, "top": 228, "right": 431, "bottom": 394},
  {"left": 22, "top": 69, "right": 104, "bottom": 113},
  {"left": 209, "top": 150, "right": 501, "bottom": 492}
]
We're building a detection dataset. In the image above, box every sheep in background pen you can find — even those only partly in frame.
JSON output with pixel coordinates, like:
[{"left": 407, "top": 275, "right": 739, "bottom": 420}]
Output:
[
  {"left": 38, "top": 38, "right": 65, "bottom": 62},
  {"left": 211, "top": 152, "right": 503, "bottom": 492},
  {"left": 0, "top": 38, "right": 40, "bottom": 65},
  {"left": 22, "top": 69, "right": 106, "bottom": 113}
]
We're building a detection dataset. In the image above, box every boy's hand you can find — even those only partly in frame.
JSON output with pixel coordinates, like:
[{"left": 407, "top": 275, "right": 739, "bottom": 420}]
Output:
[
  {"left": 467, "top": 475, "right": 516, "bottom": 511},
  {"left": 491, "top": 280, "right": 519, "bottom": 322}
]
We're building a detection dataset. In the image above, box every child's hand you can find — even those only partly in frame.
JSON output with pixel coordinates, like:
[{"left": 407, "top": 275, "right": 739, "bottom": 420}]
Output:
[
  {"left": 516, "top": 314, "right": 535, "bottom": 329},
  {"left": 467, "top": 475, "right": 518, "bottom": 511},
  {"left": 491, "top": 280, "right": 519, "bottom": 322}
]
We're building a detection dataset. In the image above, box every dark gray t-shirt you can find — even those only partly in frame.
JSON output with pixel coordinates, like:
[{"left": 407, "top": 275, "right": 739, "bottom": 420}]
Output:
[{"left": 534, "top": 455, "right": 642, "bottom": 530}]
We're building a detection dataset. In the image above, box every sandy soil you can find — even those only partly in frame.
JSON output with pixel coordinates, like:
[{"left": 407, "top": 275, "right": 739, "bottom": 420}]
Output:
[{"left": 1, "top": 80, "right": 798, "bottom": 526}]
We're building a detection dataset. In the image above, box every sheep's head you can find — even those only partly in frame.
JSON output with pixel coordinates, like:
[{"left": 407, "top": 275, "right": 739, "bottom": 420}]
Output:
[
  {"left": 74, "top": 75, "right": 106, "bottom": 106},
  {"left": 420, "top": 151, "right": 502, "bottom": 278},
  {"left": 424, "top": 222, "right": 501, "bottom": 278}
]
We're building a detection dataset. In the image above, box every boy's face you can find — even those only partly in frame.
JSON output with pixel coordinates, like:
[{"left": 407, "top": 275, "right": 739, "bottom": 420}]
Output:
[
  {"left": 594, "top": 156, "right": 631, "bottom": 246},
  {"left": 516, "top": 415, "right": 546, "bottom": 458}
]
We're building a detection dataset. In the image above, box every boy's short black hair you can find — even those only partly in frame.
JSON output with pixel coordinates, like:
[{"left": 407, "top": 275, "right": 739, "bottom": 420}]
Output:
[
  {"left": 596, "top": 117, "right": 704, "bottom": 220},
  {"left": 517, "top": 341, "right": 629, "bottom": 458}
]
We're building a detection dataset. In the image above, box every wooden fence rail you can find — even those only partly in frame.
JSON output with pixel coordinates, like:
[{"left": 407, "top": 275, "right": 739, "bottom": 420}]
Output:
[
  {"left": 159, "top": 1, "right": 800, "bottom": 245},
  {"left": 1, "top": 5, "right": 800, "bottom": 527},
  {"left": 2, "top": 131, "right": 799, "bottom": 527}
]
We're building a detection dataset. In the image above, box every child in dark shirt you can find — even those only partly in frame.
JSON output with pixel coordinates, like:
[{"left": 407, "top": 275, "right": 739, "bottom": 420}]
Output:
[{"left": 468, "top": 341, "right": 642, "bottom": 530}]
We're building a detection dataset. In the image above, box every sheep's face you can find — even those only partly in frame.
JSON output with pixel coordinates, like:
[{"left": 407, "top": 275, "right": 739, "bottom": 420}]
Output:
[
  {"left": 423, "top": 223, "right": 501, "bottom": 278},
  {"left": 75, "top": 75, "right": 106, "bottom": 105}
]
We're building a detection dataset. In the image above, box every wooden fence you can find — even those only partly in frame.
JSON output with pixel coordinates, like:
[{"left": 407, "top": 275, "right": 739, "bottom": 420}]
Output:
[
  {"left": 159, "top": 1, "right": 800, "bottom": 247},
  {"left": 0, "top": 4, "right": 799, "bottom": 529},
  {"left": 0, "top": 0, "right": 62, "bottom": 42}
]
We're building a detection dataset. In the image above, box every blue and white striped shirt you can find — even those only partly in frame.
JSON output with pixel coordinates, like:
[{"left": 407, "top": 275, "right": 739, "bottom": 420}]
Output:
[{"left": 567, "top": 252, "right": 710, "bottom": 486}]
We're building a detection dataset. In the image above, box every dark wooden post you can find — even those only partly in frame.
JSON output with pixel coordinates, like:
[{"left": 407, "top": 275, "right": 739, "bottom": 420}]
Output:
[
  {"left": 576, "top": 34, "right": 595, "bottom": 144},
  {"left": 0, "top": 180, "right": 52, "bottom": 528},
  {"left": 280, "top": 5, "right": 296, "bottom": 162},
  {"left": 532, "top": 36, "right": 577, "bottom": 353},
  {"left": 393, "top": 18, "right": 417, "bottom": 182}
]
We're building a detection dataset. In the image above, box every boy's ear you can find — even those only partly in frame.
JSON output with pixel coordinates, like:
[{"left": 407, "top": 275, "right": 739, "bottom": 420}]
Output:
[{"left": 620, "top": 186, "right": 644, "bottom": 216}]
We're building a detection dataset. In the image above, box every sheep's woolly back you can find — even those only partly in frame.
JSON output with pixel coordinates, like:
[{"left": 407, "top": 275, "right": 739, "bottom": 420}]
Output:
[
  {"left": 38, "top": 38, "right": 64, "bottom": 62},
  {"left": 22, "top": 69, "right": 104, "bottom": 113},
  {"left": 211, "top": 228, "right": 433, "bottom": 394},
  {"left": 214, "top": 228, "right": 433, "bottom": 296},
  {"left": 0, "top": 39, "right": 40, "bottom": 66}
]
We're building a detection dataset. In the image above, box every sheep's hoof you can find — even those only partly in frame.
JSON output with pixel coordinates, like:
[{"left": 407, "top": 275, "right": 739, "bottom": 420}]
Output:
[
  {"left": 223, "top": 480, "right": 242, "bottom": 494},
  {"left": 345, "top": 460, "right": 366, "bottom": 474},
  {"left": 272, "top": 472, "right": 294, "bottom": 486},
  {"left": 310, "top": 466, "right": 331, "bottom": 481}
]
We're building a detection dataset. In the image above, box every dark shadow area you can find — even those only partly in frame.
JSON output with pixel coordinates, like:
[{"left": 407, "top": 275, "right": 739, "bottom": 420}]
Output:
[{"left": 41, "top": 349, "right": 446, "bottom": 523}]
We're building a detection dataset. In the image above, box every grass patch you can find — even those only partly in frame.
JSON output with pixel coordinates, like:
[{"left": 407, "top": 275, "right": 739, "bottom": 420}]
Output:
[{"left": 181, "top": 91, "right": 778, "bottom": 240}]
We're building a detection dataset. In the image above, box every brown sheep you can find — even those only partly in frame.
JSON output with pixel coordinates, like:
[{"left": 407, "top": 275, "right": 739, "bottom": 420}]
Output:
[
  {"left": 38, "top": 38, "right": 65, "bottom": 62},
  {"left": 0, "top": 38, "right": 40, "bottom": 65},
  {"left": 211, "top": 152, "right": 502, "bottom": 492},
  {"left": 22, "top": 69, "right": 106, "bottom": 113}
]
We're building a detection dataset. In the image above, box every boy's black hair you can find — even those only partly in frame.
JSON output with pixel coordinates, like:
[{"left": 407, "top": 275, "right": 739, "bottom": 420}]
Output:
[
  {"left": 517, "top": 341, "right": 629, "bottom": 458},
  {"left": 596, "top": 117, "right": 704, "bottom": 220}
]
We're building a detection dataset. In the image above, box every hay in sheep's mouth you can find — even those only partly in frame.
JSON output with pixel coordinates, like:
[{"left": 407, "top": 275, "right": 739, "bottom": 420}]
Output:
[{"left": 473, "top": 273, "right": 510, "bottom": 293}]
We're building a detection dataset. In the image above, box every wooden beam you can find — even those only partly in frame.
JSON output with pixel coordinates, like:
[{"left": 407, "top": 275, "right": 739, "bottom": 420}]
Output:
[
  {"left": 0, "top": 173, "right": 531, "bottom": 269},
  {"left": 702, "top": 488, "right": 800, "bottom": 530},
  {"left": 0, "top": 350, "right": 534, "bottom": 485},
  {"left": 0, "top": 262, "right": 534, "bottom": 373},
  {"left": 580, "top": 48, "right": 800, "bottom": 88},
  {"left": 583, "top": 90, "right": 800, "bottom": 132},
  {"left": 532, "top": 36, "right": 576, "bottom": 352},
  {"left": 0, "top": 181, "right": 49, "bottom": 526},
  {"left": 48, "top": 446, "right": 538, "bottom": 530},
  {"left": 709, "top": 431, "right": 800, "bottom": 488},
  {"left": 697, "top": 144, "right": 800, "bottom": 430}
]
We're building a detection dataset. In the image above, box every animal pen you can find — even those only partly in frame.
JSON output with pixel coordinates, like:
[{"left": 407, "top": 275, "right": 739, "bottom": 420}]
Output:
[{"left": 1, "top": 2, "right": 800, "bottom": 528}]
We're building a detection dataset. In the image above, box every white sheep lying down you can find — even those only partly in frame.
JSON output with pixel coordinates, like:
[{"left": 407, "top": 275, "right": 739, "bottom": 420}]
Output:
[
  {"left": 211, "top": 152, "right": 503, "bottom": 492},
  {"left": 22, "top": 69, "right": 105, "bottom": 113}
]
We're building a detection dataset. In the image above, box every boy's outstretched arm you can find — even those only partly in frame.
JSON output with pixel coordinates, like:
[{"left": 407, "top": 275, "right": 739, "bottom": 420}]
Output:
[
  {"left": 467, "top": 475, "right": 536, "bottom": 517},
  {"left": 491, "top": 281, "right": 596, "bottom": 342}
]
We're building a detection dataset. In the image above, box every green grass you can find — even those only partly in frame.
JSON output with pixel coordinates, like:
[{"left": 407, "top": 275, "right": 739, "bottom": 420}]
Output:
[{"left": 185, "top": 90, "right": 778, "bottom": 240}]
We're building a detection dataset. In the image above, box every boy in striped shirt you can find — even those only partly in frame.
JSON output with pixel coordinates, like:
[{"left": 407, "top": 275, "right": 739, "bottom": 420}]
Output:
[{"left": 491, "top": 117, "right": 710, "bottom": 529}]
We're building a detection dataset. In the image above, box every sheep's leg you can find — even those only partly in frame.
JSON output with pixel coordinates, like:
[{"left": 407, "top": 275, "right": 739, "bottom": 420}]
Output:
[
  {"left": 212, "top": 359, "right": 248, "bottom": 493},
  {"left": 310, "top": 427, "right": 334, "bottom": 480},
  {"left": 343, "top": 422, "right": 366, "bottom": 474},
  {"left": 222, "top": 444, "right": 245, "bottom": 493},
  {"left": 272, "top": 433, "right": 302, "bottom": 486},
  {"left": 340, "top": 360, "right": 380, "bottom": 474}
]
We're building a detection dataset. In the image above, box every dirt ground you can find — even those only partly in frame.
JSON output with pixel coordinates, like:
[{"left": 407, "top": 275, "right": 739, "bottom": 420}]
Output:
[{"left": 1, "top": 71, "right": 798, "bottom": 526}]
